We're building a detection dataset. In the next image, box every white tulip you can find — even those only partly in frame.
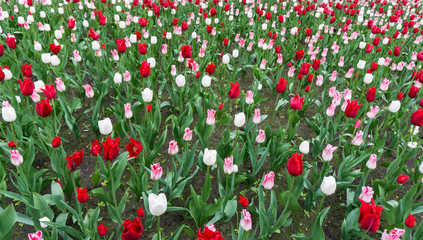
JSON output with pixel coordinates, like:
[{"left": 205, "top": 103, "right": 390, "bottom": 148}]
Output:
[
  {"left": 320, "top": 176, "right": 337, "bottom": 195},
  {"left": 41, "top": 53, "right": 52, "bottom": 64},
  {"left": 39, "top": 217, "right": 50, "bottom": 228},
  {"left": 92, "top": 41, "right": 100, "bottom": 50},
  {"left": 114, "top": 73, "right": 122, "bottom": 84},
  {"left": 98, "top": 118, "right": 113, "bottom": 135},
  {"left": 2, "top": 104, "right": 17, "bottom": 122},
  {"left": 148, "top": 193, "right": 167, "bottom": 216},
  {"left": 147, "top": 58, "right": 156, "bottom": 68},
  {"left": 234, "top": 113, "right": 246, "bottom": 127},
  {"left": 202, "top": 75, "right": 211, "bottom": 88},
  {"left": 50, "top": 55, "right": 60, "bottom": 66},
  {"left": 175, "top": 75, "right": 186, "bottom": 87},
  {"left": 142, "top": 88, "right": 153, "bottom": 102},
  {"left": 3, "top": 68, "right": 12, "bottom": 80},
  {"left": 388, "top": 100, "right": 401, "bottom": 113},
  {"left": 222, "top": 54, "right": 230, "bottom": 64},
  {"left": 203, "top": 148, "right": 217, "bottom": 166},
  {"left": 299, "top": 141, "right": 310, "bottom": 154}
]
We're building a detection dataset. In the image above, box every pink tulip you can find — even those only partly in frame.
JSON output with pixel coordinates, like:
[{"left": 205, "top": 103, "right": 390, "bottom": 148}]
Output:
[
  {"left": 31, "top": 91, "right": 41, "bottom": 103},
  {"left": 359, "top": 186, "right": 374, "bottom": 203},
  {"left": 381, "top": 228, "right": 405, "bottom": 240},
  {"left": 206, "top": 109, "right": 216, "bottom": 125},
  {"left": 245, "top": 90, "right": 254, "bottom": 105},
  {"left": 124, "top": 103, "right": 133, "bottom": 119},
  {"left": 111, "top": 49, "right": 119, "bottom": 61},
  {"left": 256, "top": 129, "right": 265, "bottom": 143},
  {"left": 84, "top": 84, "right": 94, "bottom": 98},
  {"left": 352, "top": 131, "right": 364, "bottom": 146},
  {"left": 252, "top": 109, "right": 261, "bottom": 124},
  {"left": 183, "top": 127, "right": 193, "bottom": 141},
  {"left": 262, "top": 171, "right": 274, "bottom": 190},
  {"left": 123, "top": 71, "right": 131, "bottom": 82},
  {"left": 326, "top": 103, "right": 336, "bottom": 117},
  {"left": 366, "top": 154, "right": 377, "bottom": 169},
  {"left": 171, "top": 65, "right": 177, "bottom": 76},
  {"left": 10, "top": 150, "right": 23, "bottom": 166},
  {"left": 259, "top": 59, "right": 267, "bottom": 70},
  {"left": 150, "top": 163, "right": 163, "bottom": 181},
  {"left": 328, "top": 87, "right": 337, "bottom": 98},
  {"left": 161, "top": 44, "right": 168, "bottom": 55},
  {"left": 366, "top": 106, "right": 380, "bottom": 119},
  {"left": 168, "top": 140, "right": 178, "bottom": 155},
  {"left": 240, "top": 209, "right": 252, "bottom": 231},
  {"left": 354, "top": 119, "right": 361, "bottom": 128},
  {"left": 55, "top": 78, "right": 66, "bottom": 92},
  {"left": 380, "top": 78, "right": 391, "bottom": 91},
  {"left": 73, "top": 50, "right": 82, "bottom": 62},
  {"left": 322, "top": 144, "right": 337, "bottom": 161},
  {"left": 316, "top": 75, "right": 323, "bottom": 86},
  {"left": 224, "top": 156, "right": 235, "bottom": 174},
  {"left": 28, "top": 230, "right": 43, "bottom": 240},
  {"left": 344, "top": 89, "right": 352, "bottom": 100}
]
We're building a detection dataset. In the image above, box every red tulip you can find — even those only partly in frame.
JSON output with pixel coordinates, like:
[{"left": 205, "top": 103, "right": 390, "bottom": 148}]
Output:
[
  {"left": 90, "top": 139, "right": 102, "bottom": 156},
  {"left": 405, "top": 214, "right": 416, "bottom": 228},
  {"left": 181, "top": 45, "right": 192, "bottom": 58},
  {"left": 205, "top": 63, "right": 216, "bottom": 75},
  {"left": 223, "top": 39, "right": 229, "bottom": 46},
  {"left": 66, "top": 149, "right": 84, "bottom": 172},
  {"left": 181, "top": 22, "right": 188, "bottom": 31},
  {"left": 41, "top": 84, "right": 57, "bottom": 99},
  {"left": 398, "top": 92, "right": 404, "bottom": 100},
  {"left": 366, "top": 87, "right": 376, "bottom": 102},
  {"left": 228, "top": 82, "right": 240, "bottom": 99},
  {"left": 76, "top": 187, "right": 89, "bottom": 203},
  {"left": 419, "top": 97, "right": 423, "bottom": 108},
  {"left": 197, "top": 225, "right": 224, "bottom": 240},
  {"left": 138, "top": 18, "right": 149, "bottom": 27},
  {"left": 125, "top": 137, "right": 142, "bottom": 158},
  {"left": 295, "top": 49, "right": 305, "bottom": 60},
  {"left": 397, "top": 174, "right": 410, "bottom": 184},
  {"left": 274, "top": 46, "right": 281, "bottom": 54},
  {"left": 345, "top": 100, "right": 362, "bottom": 118},
  {"left": 358, "top": 199, "right": 384, "bottom": 232},
  {"left": 394, "top": 46, "right": 401, "bottom": 56},
  {"left": 138, "top": 43, "right": 147, "bottom": 55},
  {"left": 17, "top": 78, "right": 35, "bottom": 96},
  {"left": 49, "top": 43, "right": 61, "bottom": 55},
  {"left": 97, "top": 223, "right": 108, "bottom": 236},
  {"left": 300, "top": 62, "right": 311, "bottom": 75},
  {"left": 116, "top": 39, "right": 126, "bottom": 53},
  {"left": 88, "top": 28, "right": 100, "bottom": 40},
  {"left": 36, "top": 99, "right": 53, "bottom": 117},
  {"left": 276, "top": 78, "right": 288, "bottom": 94},
  {"left": 136, "top": 207, "right": 145, "bottom": 217},
  {"left": 312, "top": 59, "right": 321, "bottom": 70},
  {"left": 121, "top": 217, "right": 143, "bottom": 240},
  {"left": 239, "top": 196, "right": 249, "bottom": 207},
  {"left": 21, "top": 64, "right": 33, "bottom": 78},
  {"left": 102, "top": 136, "right": 120, "bottom": 161},
  {"left": 411, "top": 108, "right": 423, "bottom": 126},
  {"left": 0, "top": 44, "right": 3, "bottom": 56},
  {"left": 290, "top": 94, "right": 305, "bottom": 110},
  {"left": 139, "top": 61, "right": 151, "bottom": 78},
  {"left": 287, "top": 153, "right": 303, "bottom": 176},
  {"left": 52, "top": 136, "right": 61, "bottom": 148},
  {"left": 67, "top": 18, "right": 76, "bottom": 29},
  {"left": 417, "top": 51, "right": 423, "bottom": 62},
  {"left": 408, "top": 85, "right": 419, "bottom": 98},
  {"left": 6, "top": 36, "right": 17, "bottom": 49}
]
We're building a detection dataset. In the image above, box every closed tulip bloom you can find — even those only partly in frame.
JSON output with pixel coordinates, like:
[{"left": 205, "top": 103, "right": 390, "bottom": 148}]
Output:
[
  {"left": 98, "top": 118, "right": 113, "bottom": 135},
  {"left": 379, "top": 79, "right": 391, "bottom": 91},
  {"left": 366, "top": 106, "right": 380, "bottom": 119},
  {"left": 52, "top": 136, "right": 61, "bottom": 148},
  {"left": 381, "top": 228, "right": 405, "bottom": 240},
  {"left": 352, "top": 131, "right": 364, "bottom": 146},
  {"left": 245, "top": 90, "right": 254, "bottom": 104},
  {"left": 240, "top": 209, "right": 252, "bottom": 231},
  {"left": 148, "top": 193, "right": 167, "bottom": 216},
  {"left": 181, "top": 45, "right": 192, "bottom": 58},
  {"left": 76, "top": 187, "right": 89, "bottom": 203},
  {"left": 299, "top": 141, "right": 310, "bottom": 154},
  {"left": 55, "top": 78, "right": 66, "bottom": 92},
  {"left": 234, "top": 112, "right": 246, "bottom": 127},
  {"left": 203, "top": 148, "right": 217, "bottom": 166},
  {"left": 357, "top": 60, "right": 366, "bottom": 69},
  {"left": 36, "top": 99, "right": 52, "bottom": 117},
  {"left": 202, "top": 75, "right": 211, "bottom": 88},
  {"left": 345, "top": 100, "right": 362, "bottom": 118},
  {"left": 41, "top": 84, "right": 57, "bottom": 99},
  {"left": 222, "top": 54, "right": 230, "bottom": 64},
  {"left": 21, "top": 64, "right": 33, "bottom": 78},
  {"left": 10, "top": 150, "right": 23, "bottom": 166},
  {"left": 322, "top": 144, "right": 337, "bottom": 161},
  {"left": 320, "top": 176, "right": 337, "bottom": 195},
  {"left": 256, "top": 129, "right": 266, "bottom": 143},
  {"left": 206, "top": 109, "right": 216, "bottom": 125},
  {"left": 139, "top": 61, "right": 151, "bottom": 78},
  {"left": 290, "top": 94, "right": 305, "bottom": 110},
  {"left": 141, "top": 88, "right": 153, "bottom": 103},
  {"left": 388, "top": 100, "right": 401, "bottom": 113},
  {"left": 228, "top": 82, "right": 240, "bottom": 99},
  {"left": 253, "top": 109, "right": 261, "bottom": 124},
  {"left": 405, "top": 214, "right": 416, "bottom": 228},
  {"left": 363, "top": 73, "right": 373, "bottom": 84},
  {"left": 124, "top": 103, "right": 132, "bottom": 119},
  {"left": 183, "top": 127, "right": 193, "bottom": 141},
  {"left": 224, "top": 156, "right": 235, "bottom": 174},
  {"left": 276, "top": 78, "right": 288, "bottom": 94},
  {"left": 408, "top": 85, "right": 419, "bottom": 98},
  {"left": 102, "top": 136, "right": 120, "bottom": 161},
  {"left": 84, "top": 84, "right": 94, "bottom": 98},
  {"left": 116, "top": 39, "right": 126, "bottom": 53},
  {"left": 411, "top": 109, "right": 423, "bottom": 126},
  {"left": 397, "top": 174, "right": 409, "bottom": 184},
  {"left": 326, "top": 103, "right": 336, "bottom": 117},
  {"left": 287, "top": 153, "right": 303, "bottom": 176},
  {"left": 18, "top": 78, "right": 35, "bottom": 96},
  {"left": 168, "top": 140, "right": 178, "bottom": 155},
  {"left": 28, "top": 231, "right": 43, "bottom": 240},
  {"left": 113, "top": 73, "right": 122, "bottom": 84},
  {"left": 39, "top": 217, "right": 50, "bottom": 229},
  {"left": 366, "top": 87, "right": 376, "bottom": 102},
  {"left": 123, "top": 71, "right": 131, "bottom": 82},
  {"left": 150, "top": 163, "right": 163, "bottom": 180},
  {"left": 2, "top": 101, "right": 17, "bottom": 122},
  {"left": 366, "top": 154, "right": 377, "bottom": 169},
  {"left": 262, "top": 171, "right": 275, "bottom": 190},
  {"left": 175, "top": 75, "right": 186, "bottom": 87},
  {"left": 359, "top": 186, "right": 374, "bottom": 203},
  {"left": 97, "top": 223, "right": 108, "bottom": 236}
]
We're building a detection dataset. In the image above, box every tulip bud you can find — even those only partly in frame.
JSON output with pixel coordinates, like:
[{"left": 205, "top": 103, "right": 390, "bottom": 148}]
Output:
[
  {"left": 98, "top": 118, "right": 113, "bottom": 135},
  {"left": 175, "top": 75, "right": 186, "bottom": 87},
  {"left": 388, "top": 100, "right": 401, "bottom": 113},
  {"left": 202, "top": 75, "right": 211, "bottom": 88},
  {"left": 320, "top": 176, "right": 337, "bottom": 195},
  {"left": 148, "top": 193, "right": 167, "bottom": 216},
  {"left": 142, "top": 88, "right": 153, "bottom": 102},
  {"left": 299, "top": 141, "right": 309, "bottom": 154},
  {"left": 234, "top": 112, "right": 246, "bottom": 127},
  {"left": 203, "top": 148, "right": 217, "bottom": 166}
]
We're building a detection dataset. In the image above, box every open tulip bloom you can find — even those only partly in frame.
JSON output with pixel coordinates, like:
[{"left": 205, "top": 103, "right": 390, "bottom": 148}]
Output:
[{"left": 2, "top": 0, "right": 423, "bottom": 239}]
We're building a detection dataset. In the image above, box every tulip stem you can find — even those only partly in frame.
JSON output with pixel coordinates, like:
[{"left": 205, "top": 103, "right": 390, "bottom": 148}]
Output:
[
  {"left": 360, "top": 230, "right": 368, "bottom": 240},
  {"left": 316, "top": 195, "right": 326, "bottom": 218},
  {"left": 157, "top": 216, "right": 161, "bottom": 240},
  {"left": 272, "top": 94, "right": 280, "bottom": 123},
  {"left": 107, "top": 161, "right": 120, "bottom": 223},
  {"left": 233, "top": 129, "right": 239, "bottom": 149}
]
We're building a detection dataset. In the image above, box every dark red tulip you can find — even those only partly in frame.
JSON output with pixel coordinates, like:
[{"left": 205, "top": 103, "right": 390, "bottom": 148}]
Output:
[
  {"left": 345, "top": 100, "right": 362, "bottom": 118},
  {"left": 228, "top": 82, "right": 240, "bottom": 99},
  {"left": 287, "top": 153, "right": 303, "bottom": 176}
]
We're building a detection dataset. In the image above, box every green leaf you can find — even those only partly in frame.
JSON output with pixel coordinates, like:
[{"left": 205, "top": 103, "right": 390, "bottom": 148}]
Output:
[
  {"left": 223, "top": 199, "right": 237, "bottom": 221},
  {"left": 0, "top": 205, "right": 16, "bottom": 239},
  {"left": 310, "top": 207, "right": 330, "bottom": 240},
  {"left": 279, "top": 191, "right": 302, "bottom": 212}
]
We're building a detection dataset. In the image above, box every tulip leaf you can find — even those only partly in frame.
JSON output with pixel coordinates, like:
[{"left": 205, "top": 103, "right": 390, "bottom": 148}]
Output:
[
  {"left": 310, "top": 207, "right": 330, "bottom": 240},
  {"left": 279, "top": 191, "right": 302, "bottom": 212},
  {"left": 0, "top": 205, "right": 16, "bottom": 239},
  {"left": 223, "top": 199, "right": 237, "bottom": 221}
]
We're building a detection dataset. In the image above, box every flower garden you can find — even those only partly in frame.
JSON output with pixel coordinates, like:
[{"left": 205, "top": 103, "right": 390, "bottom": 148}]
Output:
[{"left": 1, "top": 0, "right": 423, "bottom": 239}]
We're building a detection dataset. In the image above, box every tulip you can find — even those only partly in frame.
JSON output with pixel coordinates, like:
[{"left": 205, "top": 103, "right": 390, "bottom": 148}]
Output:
[
  {"left": 148, "top": 193, "right": 167, "bottom": 216},
  {"left": 262, "top": 172, "right": 275, "bottom": 190},
  {"left": 322, "top": 144, "right": 337, "bottom": 161},
  {"left": 252, "top": 109, "right": 261, "bottom": 124},
  {"left": 388, "top": 100, "right": 401, "bottom": 113},
  {"left": 102, "top": 136, "right": 120, "bottom": 161},
  {"left": 150, "top": 163, "right": 163, "bottom": 180},
  {"left": 139, "top": 61, "right": 151, "bottom": 78},
  {"left": 224, "top": 156, "right": 235, "bottom": 174},
  {"left": 299, "top": 141, "right": 310, "bottom": 154},
  {"left": 397, "top": 175, "right": 409, "bottom": 184},
  {"left": 55, "top": 78, "right": 66, "bottom": 92},
  {"left": 125, "top": 137, "right": 142, "bottom": 158},
  {"left": 41, "top": 85, "right": 57, "bottom": 99},
  {"left": 98, "top": 118, "right": 113, "bottom": 135},
  {"left": 17, "top": 78, "right": 35, "bottom": 96},
  {"left": 240, "top": 209, "right": 252, "bottom": 231},
  {"left": 345, "top": 100, "right": 362, "bottom": 118},
  {"left": 245, "top": 90, "right": 254, "bottom": 104},
  {"left": 405, "top": 214, "right": 416, "bottom": 228},
  {"left": 352, "top": 131, "right": 364, "bottom": 146},
  {"left": 21, "top": 64, "right": 33, "bottom": 78},
  {"left": 411, "top": 109, "right": 423, "bottom": 126},
  {"left": 206, "top": 109, "right": 216, "bottom": 125},
  {"left": 287, "top": 153, "right": 303, "bottom": 176},
  {"left": 183, "top": 127, "right": 193, "bottom": 141},
  {"left": 234, "top": 112, "right": 246, "bottom": 128},
  {"left": 201, "top": 75, "right": 211, "bottom": 88},
  {"left": 276, "top": 78, "right": 288, "bottom": 94},
  {"left": 168, "top": 140, "right": 178, "bottom": 155},
  {"left": 2, "top": 101, "right": 17, "bottom": 122},
  {"left": 366, "top": 154, "right": 377, "bottom": 169},
  {"left": 203, "top": 148, "right": 217, "bottom": 166},
  {"left": 255, "top": 129, "right": 266, "bottom": 143},
  {"left": 197, "top": 225, "right": 224, "bottom": 239},
  {"left": 175, "top": 75, "right": 186, "bottom": 87},
  {"left": 121, "top": 217, "right": 143, "bottom": 240},
  {"left": 28, "top": 230, "right": 43, "bottom": 240},
  {"left": 90, "top": 140, "right": 101, "bottom": 156},
  {"left": 10, "top": 150, "right": 23, "bottom": 166},
  {"left": 366, "top": 87, "right": 376, "bottom": 102},
  {"left": 36, "top": 99, "right": 52, "bottom": 117},
  {"left": 320, "top": 176, "right": 337, "bottom": 195},
  {"left": 180, "top": 45, "right": 192, "bottom": 58},
  {"left": 359, "top": 199, "right": 384, "bottom": 232},
  {"left": 84, "top": 84, "right": 94, "bottom": 98},
  {"left": 359, "top": 186, "right": 374, "bottom": 203},
  {"left": 381, "top": 228, "right": 405, "bottom": 240},
  {"left": 228, "top": 82, "right": 240, "bottom": 99},
  {"left": 124, "top": 103, "right": 133, "bottom": 119},
  {"left": 97, "top": 223, "right": 108, "bottom": 236},
  {"left": 52, "top": 136, "right": 61, "bottom": 148},
  {"left": 222, "top": 54, "right": 230, "bottom": 64},
  {"left": 39, "top": 217, "right": 50, "bottom": 228},
  {"left": 113, "top": 73, "right": 122, "bottom": 84},
  {"left": 239, "top": 196, "right": 249, "bottom": 207},
  {"left": 116, "top": 39, "right": 126, "bottom": 53}
]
